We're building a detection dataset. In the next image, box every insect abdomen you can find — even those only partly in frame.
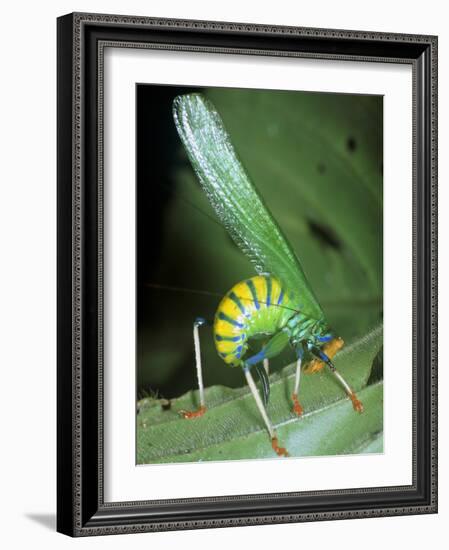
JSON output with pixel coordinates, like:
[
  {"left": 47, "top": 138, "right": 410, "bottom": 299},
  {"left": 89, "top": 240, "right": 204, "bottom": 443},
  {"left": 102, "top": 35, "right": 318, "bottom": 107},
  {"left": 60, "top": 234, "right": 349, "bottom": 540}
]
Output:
[{"left": 213, "top": 275, "right": 290, "bottom": 366}]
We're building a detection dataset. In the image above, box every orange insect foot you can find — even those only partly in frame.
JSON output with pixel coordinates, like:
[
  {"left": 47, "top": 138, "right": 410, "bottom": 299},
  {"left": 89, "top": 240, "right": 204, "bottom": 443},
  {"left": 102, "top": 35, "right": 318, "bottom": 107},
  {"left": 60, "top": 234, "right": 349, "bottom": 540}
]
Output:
[
  {"left": 179, "top": 405, "right": 207, "bottom": 419},
  {"left": 271, "top": 437, "right": 289, "bottom": 457},
  {"left": 292, "top": 393, "right": 304, "bottom": 416},
  {"left": 350, "top": 394, "right": 364, "bottom": 413}
]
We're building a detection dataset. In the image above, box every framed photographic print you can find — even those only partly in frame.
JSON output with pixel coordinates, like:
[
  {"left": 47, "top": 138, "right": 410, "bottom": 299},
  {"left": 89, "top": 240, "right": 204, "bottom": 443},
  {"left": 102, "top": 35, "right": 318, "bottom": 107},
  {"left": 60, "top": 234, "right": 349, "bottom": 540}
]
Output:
[{"left": 57, "top": 12, "right": 438, "bottom": 536}]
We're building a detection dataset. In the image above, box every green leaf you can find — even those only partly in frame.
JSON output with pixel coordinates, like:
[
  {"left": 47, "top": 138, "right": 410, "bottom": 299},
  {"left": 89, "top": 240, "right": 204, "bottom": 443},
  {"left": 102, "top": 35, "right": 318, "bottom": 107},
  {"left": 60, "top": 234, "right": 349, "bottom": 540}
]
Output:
[
  {"left": 137, "top": 324, "right": 383, "bottom": 463},
  {"left": 352, "top": 432, "right": 384, "bottom": 454}
]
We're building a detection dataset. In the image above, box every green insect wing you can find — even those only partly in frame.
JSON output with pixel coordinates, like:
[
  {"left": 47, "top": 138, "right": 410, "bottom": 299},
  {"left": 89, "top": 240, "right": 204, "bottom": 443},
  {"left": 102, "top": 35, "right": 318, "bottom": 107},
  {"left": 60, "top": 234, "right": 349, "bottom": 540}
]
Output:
[{"left": 173, "top": 93, "right": 324, "bottom": 322}]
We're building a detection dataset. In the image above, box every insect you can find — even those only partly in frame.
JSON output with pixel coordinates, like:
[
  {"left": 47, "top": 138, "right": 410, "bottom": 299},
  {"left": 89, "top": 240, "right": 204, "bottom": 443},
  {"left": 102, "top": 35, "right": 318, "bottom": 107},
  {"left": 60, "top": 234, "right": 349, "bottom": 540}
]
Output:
[{"left": 172, "top": 93, "right": 363, "bottom": 457}]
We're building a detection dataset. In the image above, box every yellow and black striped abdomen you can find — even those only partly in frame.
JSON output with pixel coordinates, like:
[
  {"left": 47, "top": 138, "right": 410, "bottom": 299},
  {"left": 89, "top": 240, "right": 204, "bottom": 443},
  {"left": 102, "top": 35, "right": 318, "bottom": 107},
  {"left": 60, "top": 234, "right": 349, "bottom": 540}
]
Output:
[{"left": 213, "top": 275, "right": 290, "bottom": 366}]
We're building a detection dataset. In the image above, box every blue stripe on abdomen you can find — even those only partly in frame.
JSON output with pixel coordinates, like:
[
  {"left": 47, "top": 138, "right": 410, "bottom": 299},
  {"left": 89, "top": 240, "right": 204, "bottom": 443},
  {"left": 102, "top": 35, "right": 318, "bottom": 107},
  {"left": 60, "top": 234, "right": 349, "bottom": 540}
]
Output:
[
  {"left": 217, "top": 311, "right": 245, "bottom": 328},
  {"left": 229, "top": 291, "right": 247, "bottom": 316},
  {"left": 215, "top": 334, "right": 242, "bottom": 342},
  {"left": 265, "top": 277, "right": 272, "bottom": 307},
  {"left": 277, "top": 287, "right": 284, "bottom": 305},
  {"left": 246, "top": 279, "right": 260, "bottom": 310}
]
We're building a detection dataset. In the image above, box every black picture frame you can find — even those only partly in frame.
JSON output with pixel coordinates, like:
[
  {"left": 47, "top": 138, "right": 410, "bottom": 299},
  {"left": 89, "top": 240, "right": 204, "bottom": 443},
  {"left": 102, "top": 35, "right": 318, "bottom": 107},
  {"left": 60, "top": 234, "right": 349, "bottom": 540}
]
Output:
[{"left": 57, "top": 12, "right": 438, "bottom": 536}]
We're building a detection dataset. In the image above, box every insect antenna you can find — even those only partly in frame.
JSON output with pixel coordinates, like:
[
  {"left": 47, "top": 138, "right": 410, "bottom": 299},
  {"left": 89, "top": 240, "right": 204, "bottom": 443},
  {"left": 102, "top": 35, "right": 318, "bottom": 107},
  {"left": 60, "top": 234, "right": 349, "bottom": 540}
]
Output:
[
  {"left": 145, "top": 282, "right": 301, "bottom": 316},
  {"left": 153, "top": 177, "right": 225, "bottom": 231},
  {"left": 144, "top": 282, "right": 224, "bottom": 300},
  {"left": 146, "top": 180, "right": 302, "bottom": 316}
]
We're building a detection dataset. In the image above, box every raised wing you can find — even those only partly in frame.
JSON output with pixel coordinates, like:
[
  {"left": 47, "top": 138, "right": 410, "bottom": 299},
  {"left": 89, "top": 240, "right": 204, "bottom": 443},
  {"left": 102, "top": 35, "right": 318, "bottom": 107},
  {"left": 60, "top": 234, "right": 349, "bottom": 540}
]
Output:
[{"left": 173, "top": 93, "right": 324, "bottom": 321}]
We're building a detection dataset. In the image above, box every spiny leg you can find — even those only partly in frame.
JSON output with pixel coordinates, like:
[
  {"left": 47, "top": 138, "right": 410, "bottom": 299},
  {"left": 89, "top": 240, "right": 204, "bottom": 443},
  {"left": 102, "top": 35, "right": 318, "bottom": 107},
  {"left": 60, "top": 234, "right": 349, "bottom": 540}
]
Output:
[
  {"left": 263, "top": 358, "right": 269, "bottom": 376},
  {"left": 243, "top": 366, "right": 288, "bottom": 457},
  {"left": 292, "top": 349, "right": 304, "bottom": 416},
  {"left": 246, "top": 330, "right": 289, "bottom": 407},
  {"left": 179, "top": 317, "right": 209, "bottom": 419},
  {"left": 261, "top": 358, "right": 270, "bottom": 404},
  {"left": 316, "top": 349, "right": 364, "bottom": 413}
]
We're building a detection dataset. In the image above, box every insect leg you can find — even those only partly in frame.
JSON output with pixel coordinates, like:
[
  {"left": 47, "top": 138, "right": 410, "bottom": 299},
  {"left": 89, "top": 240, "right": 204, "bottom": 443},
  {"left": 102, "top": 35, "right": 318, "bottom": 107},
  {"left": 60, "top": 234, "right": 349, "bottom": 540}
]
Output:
[
  {"left": 314, "top": 349, "right": 364, "bottom": 413},
  {"left": 263, "top": 358, "right": 269, "bottom": 376},
  {"left": 245, "top": 331, "right": 290, "bottom": 406},
  {"left": 243, "top": 365, "right": 288, "bottom": 457},
  {"left": 245, "top": 330, "right": 290, "bottom": 366},
  {"left": 262, "top": 346, "right": 269, "bottom": 400},
  {"left": 179, "top": 317, "right": 210, "bottom": 419},
  {"left": 292, "top": 348, "right": 304, "bottom": 416}
]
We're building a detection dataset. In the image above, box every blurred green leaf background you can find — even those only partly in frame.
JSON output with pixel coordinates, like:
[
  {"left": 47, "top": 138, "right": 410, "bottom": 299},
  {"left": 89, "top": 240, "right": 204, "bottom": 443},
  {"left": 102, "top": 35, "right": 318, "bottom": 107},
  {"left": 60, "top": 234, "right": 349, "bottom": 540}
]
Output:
[{"left": 136, "top": 86, "right": 383, "bottom": 400}]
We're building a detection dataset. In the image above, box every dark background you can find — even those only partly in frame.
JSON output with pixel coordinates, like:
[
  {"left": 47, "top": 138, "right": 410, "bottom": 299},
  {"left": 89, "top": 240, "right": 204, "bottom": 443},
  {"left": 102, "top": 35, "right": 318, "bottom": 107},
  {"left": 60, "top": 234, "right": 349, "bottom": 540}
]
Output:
[{"left": 136, "top": 84, "right": 383, "bottom": 400}]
